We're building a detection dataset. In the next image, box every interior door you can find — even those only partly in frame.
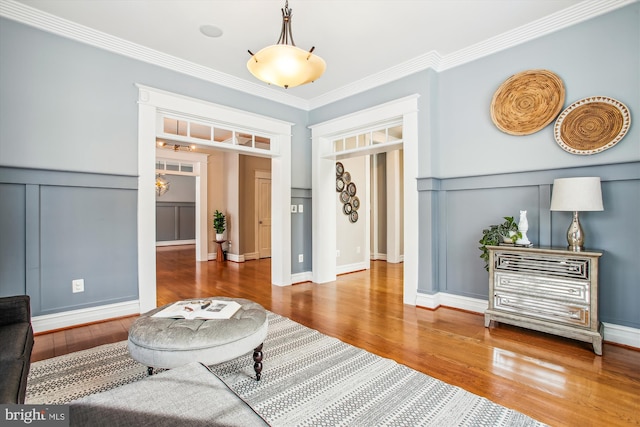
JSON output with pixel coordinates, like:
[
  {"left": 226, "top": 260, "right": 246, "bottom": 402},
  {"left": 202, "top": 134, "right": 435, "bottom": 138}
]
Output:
[{"left": 257, "top": 177, "right": 272, "bottom": 258}]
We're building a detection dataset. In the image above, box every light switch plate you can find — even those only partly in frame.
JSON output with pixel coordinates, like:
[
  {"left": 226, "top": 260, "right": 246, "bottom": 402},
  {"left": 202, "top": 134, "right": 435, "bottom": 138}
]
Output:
[
  {"left": 298, "top": 204, "right": 304, "bottom": 213},
  {"left": 291, "top": 205, "right": 297, "bottom": 213}
]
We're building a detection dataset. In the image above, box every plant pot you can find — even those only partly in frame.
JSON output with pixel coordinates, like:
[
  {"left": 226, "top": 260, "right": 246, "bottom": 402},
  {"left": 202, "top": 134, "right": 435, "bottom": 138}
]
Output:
[
  {"left": 502, "top": 231, "right": 517, "bottom": 243},
  {"left": 216, "top": 233, "right": 224, "bottom": 241}
]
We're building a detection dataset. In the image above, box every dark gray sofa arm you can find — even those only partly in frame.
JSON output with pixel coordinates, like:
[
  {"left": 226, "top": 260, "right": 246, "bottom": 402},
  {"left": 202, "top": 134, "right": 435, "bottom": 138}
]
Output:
[
  {"left": 0, "top": 295, "right": 31, "bottom": 327},
  {"left": 0, "top": 295, "right": 34, "bottom": 404}
]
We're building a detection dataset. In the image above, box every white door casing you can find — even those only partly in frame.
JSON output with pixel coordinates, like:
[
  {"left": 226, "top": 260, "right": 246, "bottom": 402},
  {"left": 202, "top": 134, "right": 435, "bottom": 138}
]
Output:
[
  {"left": 310, "top": 95, "right": 419, "bottom": 305},
  {"left": 155, "top": 149, "right": 209, "bottom": 260},
  {"left": 137, "top": 85, "right": 293, "bottom": 313}
]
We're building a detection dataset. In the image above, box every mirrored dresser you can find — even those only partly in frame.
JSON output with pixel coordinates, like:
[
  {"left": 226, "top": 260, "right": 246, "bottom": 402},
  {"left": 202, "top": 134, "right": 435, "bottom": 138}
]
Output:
[{"left": 484, "top": 245, "right": 603, "bottom": 355}]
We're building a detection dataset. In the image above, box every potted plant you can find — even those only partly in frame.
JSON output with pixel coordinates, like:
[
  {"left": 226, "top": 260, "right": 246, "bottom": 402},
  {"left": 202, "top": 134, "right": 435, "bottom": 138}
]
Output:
[
  {"left": 213, "top": 210, "right": 226, "bottom": 241},
  {"left": 478, "top": 216, "right": 522, "bottom": 271}
]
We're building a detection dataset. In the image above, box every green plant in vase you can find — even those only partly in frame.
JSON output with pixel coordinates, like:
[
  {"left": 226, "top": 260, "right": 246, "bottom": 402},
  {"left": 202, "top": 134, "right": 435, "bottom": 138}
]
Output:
[
  {"left": 213, "top": 210, "right": 226, "bottom": 241},
  {"left": 478, "top": 216, "right": 522, "bottom": 271}
]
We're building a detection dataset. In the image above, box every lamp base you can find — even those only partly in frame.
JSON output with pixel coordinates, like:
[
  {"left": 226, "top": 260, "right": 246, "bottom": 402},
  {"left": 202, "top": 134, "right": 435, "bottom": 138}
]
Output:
[{"left": 566, "top": 211, "right": 584, "bottom": 251}]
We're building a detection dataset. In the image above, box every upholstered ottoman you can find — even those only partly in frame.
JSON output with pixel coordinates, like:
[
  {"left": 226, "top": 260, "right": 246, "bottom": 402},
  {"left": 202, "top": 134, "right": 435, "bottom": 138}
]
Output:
[{"left": 127, "top": 297, "right": 267, "bottom": 380}]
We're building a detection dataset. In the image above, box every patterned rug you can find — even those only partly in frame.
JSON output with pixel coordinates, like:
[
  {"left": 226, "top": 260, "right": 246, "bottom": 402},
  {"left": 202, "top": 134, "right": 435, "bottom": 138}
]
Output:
[{"left": 27, "top": 312, "right": 545, "bottom": 426}]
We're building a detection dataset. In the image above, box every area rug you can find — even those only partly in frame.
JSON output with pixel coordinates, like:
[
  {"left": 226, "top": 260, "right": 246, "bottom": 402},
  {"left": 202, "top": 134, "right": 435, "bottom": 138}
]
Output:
[{"left": 27, "top": 312, "right": 545, "bottom": 426}]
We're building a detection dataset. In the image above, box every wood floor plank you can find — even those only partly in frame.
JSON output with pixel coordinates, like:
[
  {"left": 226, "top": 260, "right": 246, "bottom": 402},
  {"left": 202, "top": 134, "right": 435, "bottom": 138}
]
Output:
[{"left": 31, "top": 245, "right": 640, "bottom": 426}]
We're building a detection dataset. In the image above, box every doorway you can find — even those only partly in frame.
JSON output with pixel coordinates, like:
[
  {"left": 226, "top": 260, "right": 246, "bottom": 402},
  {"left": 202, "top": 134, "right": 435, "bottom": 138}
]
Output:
[
  {"left": 255, "top": 171, "right": 272, "bottom": 259},
  {"left": 310, "top": 95, "right": 419, "bottom": 305},
  {"left": 137, "top": 85, "right": 293, "bottom": 313}
]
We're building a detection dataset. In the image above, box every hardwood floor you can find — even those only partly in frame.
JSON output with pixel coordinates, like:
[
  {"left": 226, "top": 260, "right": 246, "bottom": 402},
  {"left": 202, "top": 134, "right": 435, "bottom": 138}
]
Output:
[{"left": 33, "top": 245, "right": 639, "bottom": 426}]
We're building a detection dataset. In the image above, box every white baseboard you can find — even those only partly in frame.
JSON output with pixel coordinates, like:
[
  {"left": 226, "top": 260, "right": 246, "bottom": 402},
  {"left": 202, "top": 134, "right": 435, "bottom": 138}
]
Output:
[
  {"left": 602, "top": 322, "right": 640, "bottom": 349},
  {"left": 226, "top": 252, "right": 245, "bottom": 262},
  {"left": 416, "top": 292, "right": 487, "bottom": 313},
  {"left": 370, "top": 254, "right": 404, "bottom": 262},
  {"left": 415, "top": 292, "right": 639, "bottom": 350},
  {"left": 156, "top": 240, "right": 195, "bottom": 247},
  {"left": 336, "top": 261, "right": 368, "bottom": 275},
  {"left": 207, "top": 251, "right": 245, "bottom": 262},
  {"left": 244, "top": 252, "right": 259, "bottom": 261},
  {"left": 32, "top": 300, "right": 141, "bottom": 333},
  {"left": 291, "top": 271, "right": 313, "bottom": 284}
]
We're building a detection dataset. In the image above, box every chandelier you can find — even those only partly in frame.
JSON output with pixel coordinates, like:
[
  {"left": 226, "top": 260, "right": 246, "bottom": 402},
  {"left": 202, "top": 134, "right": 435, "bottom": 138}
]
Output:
[
  {"left": 155, "top": 174, "right": 170, "bottom": 197},
  {"left": 247, "top": 0, "right": 325, "bottom": 89}
]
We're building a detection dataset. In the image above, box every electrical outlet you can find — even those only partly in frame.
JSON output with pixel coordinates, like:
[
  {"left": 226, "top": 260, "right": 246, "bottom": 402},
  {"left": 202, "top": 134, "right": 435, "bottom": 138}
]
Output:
[
  {"left": 298, "top": 254, "right": 304, "bottom": 263},
  {"left": 298, "top": 204, "right": 304, "bottom": 213},
  {"left": 336, "top": 250, "right": 340, "bottom": 257},
  {"left": 356, "top": 246, "right": 361, "bottom": 254},
  {"left": 72, "top": 279, "right": 84, "bottom": 293}
]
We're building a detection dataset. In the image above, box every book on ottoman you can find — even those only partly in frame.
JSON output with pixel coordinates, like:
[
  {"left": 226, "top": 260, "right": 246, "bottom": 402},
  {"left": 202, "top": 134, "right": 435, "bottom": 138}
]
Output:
[{"left": 152, "top": 299, "right": 241, "bottom": 320}]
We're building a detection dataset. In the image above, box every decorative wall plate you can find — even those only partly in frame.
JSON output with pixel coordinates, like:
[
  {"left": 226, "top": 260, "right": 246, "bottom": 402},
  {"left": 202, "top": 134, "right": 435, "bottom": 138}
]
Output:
[
  {"left": 554, "top": 96, "right": 631, "bottom": 155},
  {"left": 342, "top": 171, "right": 351, "bottom": 183},
  {"left": 343, "top": 203, "right": 352, "bottom": 215},
  {"left": 347, "top": 182, "right": 357, "bottom": 197},
  {"left": 490, "top": 69, "right": 565, "bottom": 135},
  {"left": 340, "top": 191, "right": 350, "bottom": 203},
  {"left": 336, "top": 177, "right": 345, "bottom": 192},
  {"left": 351, "top": 196, "right": 360, "bottom": 210},
  {"left": 349, "top": 211, "right": 358, "bottom": 223},
  {"left": 336, "top": 162, "right": 344, "bottom": 177}
]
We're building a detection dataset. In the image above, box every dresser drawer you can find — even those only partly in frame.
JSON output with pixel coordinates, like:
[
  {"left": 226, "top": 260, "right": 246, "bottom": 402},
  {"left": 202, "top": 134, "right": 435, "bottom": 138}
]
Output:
[
  {"left": 494, "top": 272, "right": 589, "bottom": 304},
  {"left": 495, "top": 251, "right": 591, "bottom": 281},
  {"left": 493, "top": 292, "right": 590, "bottom": 327}
]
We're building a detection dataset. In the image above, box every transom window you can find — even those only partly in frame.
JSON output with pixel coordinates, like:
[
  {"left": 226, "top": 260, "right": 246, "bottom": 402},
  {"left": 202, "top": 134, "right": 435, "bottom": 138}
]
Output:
[
  {"left": 157, "top": 116, "right": 272, "bottom": 153},
  {"left": 333, "top": 123, "right": 403, "bottom": 153},
  {"left": 155, "top": 159, "right": 194, "bottom": 174}
]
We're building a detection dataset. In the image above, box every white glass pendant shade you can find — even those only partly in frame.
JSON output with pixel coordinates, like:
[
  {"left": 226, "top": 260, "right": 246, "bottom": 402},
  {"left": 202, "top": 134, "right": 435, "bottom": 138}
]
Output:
[
  {"left": 247, "top": 44, "right": 326, "bottom": 88},
  {"left": 247, "top": 0, "right": 325, "bottom": 89}
]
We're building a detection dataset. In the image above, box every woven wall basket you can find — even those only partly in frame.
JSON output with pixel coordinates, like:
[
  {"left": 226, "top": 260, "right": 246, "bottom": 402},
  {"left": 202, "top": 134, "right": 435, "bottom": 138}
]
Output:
[
  {"left": 554, "top": 96, "right": 631, "bottom": 155},
  {"left": 491, "top": 69, "right": 565, "bottom": 135}
]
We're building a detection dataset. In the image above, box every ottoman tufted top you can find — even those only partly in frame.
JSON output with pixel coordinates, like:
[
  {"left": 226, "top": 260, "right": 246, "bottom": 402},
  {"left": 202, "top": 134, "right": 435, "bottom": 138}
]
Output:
[{"left": 129, "top": 297, "right": 267, "bottom": 351}]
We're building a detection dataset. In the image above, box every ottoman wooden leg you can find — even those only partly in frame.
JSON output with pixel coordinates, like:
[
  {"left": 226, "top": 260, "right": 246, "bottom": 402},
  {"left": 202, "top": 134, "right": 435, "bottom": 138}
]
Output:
[{"left": 253, "top": 343, "right": 263, "bottom": 381}]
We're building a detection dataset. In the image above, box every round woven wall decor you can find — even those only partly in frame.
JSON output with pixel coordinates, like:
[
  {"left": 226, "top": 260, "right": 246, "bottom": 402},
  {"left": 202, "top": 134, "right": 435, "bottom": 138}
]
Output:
[
  {"left": 554, "top": 96, "right": 630, "bottom": 155},
  {"left": 490, "top": 69, "right": 565, "bottom": 135}
]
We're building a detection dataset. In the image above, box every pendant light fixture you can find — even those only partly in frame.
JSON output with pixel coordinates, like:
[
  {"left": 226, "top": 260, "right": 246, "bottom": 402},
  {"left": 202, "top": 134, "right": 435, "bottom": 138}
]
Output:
[
  {"left": 155, "top": 174, "right": 170, "bottom": 197},
  {"left": 247, "top": 0, "right": 325, "bottom": 89}
]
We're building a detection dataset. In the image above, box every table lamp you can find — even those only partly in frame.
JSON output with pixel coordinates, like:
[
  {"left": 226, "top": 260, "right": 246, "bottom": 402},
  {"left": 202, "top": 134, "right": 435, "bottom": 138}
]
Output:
[{"left": 550, "top": 177, "right": 603, "bottom": 251}]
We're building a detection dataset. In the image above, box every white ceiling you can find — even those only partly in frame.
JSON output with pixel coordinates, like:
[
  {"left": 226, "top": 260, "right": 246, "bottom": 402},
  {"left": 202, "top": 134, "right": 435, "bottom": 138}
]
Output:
[{"left": 4, "top": 0, "right": 632, "bottom": 108}]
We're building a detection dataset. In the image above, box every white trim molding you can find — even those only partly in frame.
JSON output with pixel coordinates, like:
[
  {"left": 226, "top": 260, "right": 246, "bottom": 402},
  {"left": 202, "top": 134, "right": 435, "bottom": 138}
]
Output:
[
  {"left": 291, "top": 271, "right": 313, "bottom": 284},
  {"left": 602, "top": 322, "right": 640, "bottom": 349},
  {"left": 32, "top": 300, "right": 140, "bottom": 333},
  {"left": 310, "top": 95, "right": 419, "bottom": 307},
  {"left": 137, "top": 84, "right": 293, "bottom": 313},
  {"left": 416, "top": 292, "right": 488, "bottom": 314},
  {"left": 1, "top": 0, "right": 633, "bottom": 110},
  {"left": 416, "top": 292, "right": 640, "bottom": 350},
  {"left": 336, "top": 262, "right": 369, "bottom": 276},
  {"left": 156, "top": 240, "right": 196, "bottom": 247}
]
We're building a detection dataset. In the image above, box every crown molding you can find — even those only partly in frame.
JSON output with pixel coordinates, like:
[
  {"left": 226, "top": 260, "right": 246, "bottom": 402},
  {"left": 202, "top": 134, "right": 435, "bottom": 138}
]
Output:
[
  {"left": 0, "top": 0, "right": 311, "bottom": 110},
  {"left": 1, "top": 0, "right": 636, "bottom": 111},
  {"left": 308, "top": 0, "right": 637, "bottom": 109},
  {"left": 436, "top": 0, "right": 638, "bottom": 72}
]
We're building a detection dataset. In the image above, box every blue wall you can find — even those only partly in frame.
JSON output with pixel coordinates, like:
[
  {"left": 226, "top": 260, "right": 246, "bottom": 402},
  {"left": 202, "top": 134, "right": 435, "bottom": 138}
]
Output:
[
  {"left": 1, "top": 4, "right": 638, "bottom": 331},
  {"left": 0, "top": 16, "right": 307, "bottom": 316},
  {"left": 310, "top": 4, "right": 640, "bottom": 329}
]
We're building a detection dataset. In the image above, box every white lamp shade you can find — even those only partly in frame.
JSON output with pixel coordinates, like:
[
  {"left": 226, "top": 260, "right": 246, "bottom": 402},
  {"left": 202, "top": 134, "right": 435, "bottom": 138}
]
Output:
[
  {"left": 550, "top": 177, "right": 603, "bottom": 211},
  {"left": 247, "top": 44, "right": 326, "bottom": 88}
]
